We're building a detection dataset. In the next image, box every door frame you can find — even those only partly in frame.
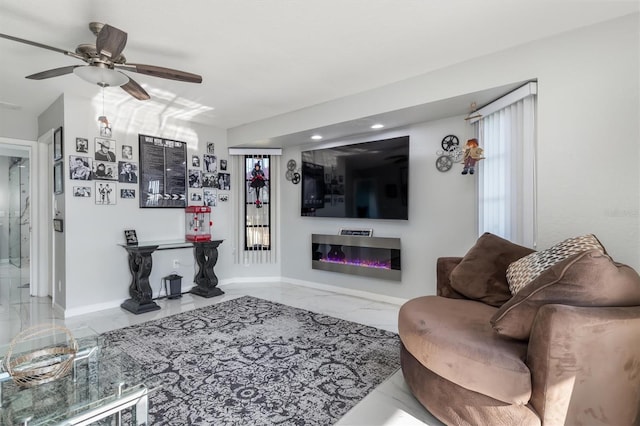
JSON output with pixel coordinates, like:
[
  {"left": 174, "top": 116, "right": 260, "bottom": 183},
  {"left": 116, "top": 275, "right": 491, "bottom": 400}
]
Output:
[{"left": 0, "top": 134, "right": 52, "bottom": 301}]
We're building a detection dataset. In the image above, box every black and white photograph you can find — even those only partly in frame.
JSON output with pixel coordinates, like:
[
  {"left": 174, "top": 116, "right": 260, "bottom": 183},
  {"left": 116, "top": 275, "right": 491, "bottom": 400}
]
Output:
[
  {"left": 73, "top": 186, "right": 91, "bottom": 197},
  {"left": 121, "top": 188, "right": 136, "bottom": 199},
  {"left": 207, "top": 142, "right": 215, "bottom": 154},
  {"left": 219, "top": 194, "right": 229, "bottom": 202},
  {"left": 69, "top": 155, "right": 92, "bottom": 180},
  {"left": 203, "top": 189, "right": 217, "bottom": 207},
  {"left": 54, "top": 161, "right": 63, "bottom": 194},
  {"left": 96, "top": 182, "right": 116, "bottom": 205},
  {"left": 76, "top": 137, "right": 88, "bottom": 153},
  {"left": 124, "top": 229, "right": 138, "bottom": 246},
  {"left": 190, "top": 192, "right": 202, "bottom": 202},
  {"left": 203, "top": 154, "right": 217, "bottom": 173},
  {"left": 122, "top": 145, "right": 133, "bottom": 160},
  {"left": 93, "top": 161, "right": 118, "bottom": 180},
  {"left": 95, "top": 138, "right": 116, "bottom": 162},
  {"left": 99, "top": 125, "right": 112, "bottom": 138},
  {"left": 217, "top": 172, "right": 231, "bottom": 190},
  {"left": 220, "top": 159, "right": 227, "bottom": 171},
  {"left": 53, "top": 127, "right": 63, "bottom": 160},
  {"left": 118, "top": 161, "right": 138, "bottom": 183},
  {"left": 189, "top": 169, "right": 202, "bottom": 188},
  {"left": 202, "top": 172, "right": 216, "bottom": 188},
  {"left": 192, "top": 155, "right": 200, "bottom": 167}
]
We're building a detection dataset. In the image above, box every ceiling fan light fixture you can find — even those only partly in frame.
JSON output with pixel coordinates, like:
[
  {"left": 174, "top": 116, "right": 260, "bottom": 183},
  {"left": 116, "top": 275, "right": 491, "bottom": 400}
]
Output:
[{"left": 73, "top": 66, "right": 128, "bottom": 87}]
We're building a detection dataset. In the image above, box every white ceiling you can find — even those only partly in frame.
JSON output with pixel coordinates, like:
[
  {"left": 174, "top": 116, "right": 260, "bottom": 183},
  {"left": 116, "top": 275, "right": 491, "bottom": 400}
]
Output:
[{"left": 1, "top": 1, "right": 638, "bottom": 138}]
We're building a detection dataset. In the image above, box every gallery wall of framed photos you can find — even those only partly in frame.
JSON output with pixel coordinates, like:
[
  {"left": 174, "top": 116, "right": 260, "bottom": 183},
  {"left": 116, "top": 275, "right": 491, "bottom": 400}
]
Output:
[{"left": 67, "top": 130, "right": 231, "bottom": 210}]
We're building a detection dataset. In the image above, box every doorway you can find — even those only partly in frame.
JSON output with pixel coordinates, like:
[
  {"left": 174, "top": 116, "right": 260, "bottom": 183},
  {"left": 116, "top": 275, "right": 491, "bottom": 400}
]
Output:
[{"left": 0, "top": 145, "right": 31, "bottom": 304}]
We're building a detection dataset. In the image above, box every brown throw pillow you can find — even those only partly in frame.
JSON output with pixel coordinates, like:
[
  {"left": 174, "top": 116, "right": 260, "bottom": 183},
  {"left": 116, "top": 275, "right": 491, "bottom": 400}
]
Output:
[
  {"left": 449, "top": 233, "right": 535, "bottom": 307},
  {"left": 491, "top": 249, "right": 640, "bottom": 340}
]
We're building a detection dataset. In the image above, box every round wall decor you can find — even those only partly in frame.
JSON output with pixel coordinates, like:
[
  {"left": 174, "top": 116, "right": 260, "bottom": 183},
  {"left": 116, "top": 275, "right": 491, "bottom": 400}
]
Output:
[
  {"left": 441, "top": 134, "right": 459, "bottom": 152},
  {"left": 436, "top": 155, "right": 453, "bottom": 172}
]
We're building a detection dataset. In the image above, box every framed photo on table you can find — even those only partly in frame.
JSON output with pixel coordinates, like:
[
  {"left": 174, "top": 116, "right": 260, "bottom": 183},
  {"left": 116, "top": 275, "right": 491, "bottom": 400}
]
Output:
[{"left": 53, "top": 127, "right": 63, "bottom": 160}]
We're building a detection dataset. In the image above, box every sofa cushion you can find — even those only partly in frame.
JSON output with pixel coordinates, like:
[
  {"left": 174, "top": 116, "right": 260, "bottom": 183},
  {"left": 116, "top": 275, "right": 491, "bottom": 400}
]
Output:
[
  {"left": 507, "top": 234, "right": 606, "bottom": 295},
  {"left": 399, "top": 296, "right": 531, "bottom": 404},
  {"left": 492, "top": 250, "right": 640, "bottom": 340},
  {"left": 449, "top": 233, "right": 535, "bottom": 307}
]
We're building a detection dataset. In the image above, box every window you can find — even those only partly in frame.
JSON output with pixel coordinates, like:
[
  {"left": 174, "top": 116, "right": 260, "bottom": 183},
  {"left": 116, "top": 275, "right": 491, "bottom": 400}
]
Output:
[
  {"left": 473, "top": 82, "right": 537, "bottom": 247},
  {"left": 244, "top": 155, "right": 271, "bottom": 251}
]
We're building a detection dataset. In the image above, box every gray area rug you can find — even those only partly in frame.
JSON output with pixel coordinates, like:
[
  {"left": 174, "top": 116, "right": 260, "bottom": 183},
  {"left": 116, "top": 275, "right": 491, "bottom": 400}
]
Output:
[{"left": 101, "top": 296, "right": 400, "bottom": 425}]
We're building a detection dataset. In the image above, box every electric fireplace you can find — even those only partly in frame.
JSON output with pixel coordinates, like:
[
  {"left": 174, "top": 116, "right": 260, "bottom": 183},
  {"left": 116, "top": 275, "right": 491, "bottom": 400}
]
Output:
[{"left": 311, "top": 234, "right": 401, "bottom": 281}]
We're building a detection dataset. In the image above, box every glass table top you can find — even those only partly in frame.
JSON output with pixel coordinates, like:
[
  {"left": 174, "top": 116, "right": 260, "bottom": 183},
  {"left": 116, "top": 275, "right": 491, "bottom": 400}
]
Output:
[{"left": 0, "top": 326, "right": 160, "bottom": 425}]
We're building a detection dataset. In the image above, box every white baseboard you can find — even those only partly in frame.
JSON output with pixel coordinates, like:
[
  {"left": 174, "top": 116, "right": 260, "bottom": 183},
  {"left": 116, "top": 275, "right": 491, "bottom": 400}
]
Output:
[
  {"left": 63, "top": 299, "right": 123, "bottom": 318},
  {"left": 61, "top": 277, "right": 406, "bottom": 317},
  {"left": 280, "top": 277, "right": 408, "bottom": 306},
  {"left": 191, "top": 277, "right": 408, "bottom": 307},
  {"left": 52, "top": 302, "right": 65, "bottom": 318},
  {"left": 62, "top": 284, "right": 199, "bottom": 318}
]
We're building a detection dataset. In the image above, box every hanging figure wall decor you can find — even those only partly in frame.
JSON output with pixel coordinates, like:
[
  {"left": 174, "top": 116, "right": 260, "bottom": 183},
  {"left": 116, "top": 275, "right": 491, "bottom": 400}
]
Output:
[
  {"left": 461, "top": 138, "right": 485, "bottom": 175},
  {"left": 250, "top": 161, "right": 266, "bottom": 208}
]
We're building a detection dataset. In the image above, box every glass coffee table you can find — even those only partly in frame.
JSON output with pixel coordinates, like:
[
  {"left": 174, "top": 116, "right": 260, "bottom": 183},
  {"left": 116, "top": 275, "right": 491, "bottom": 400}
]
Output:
[{"left": 0, "top": 326, "right": 159, "bottom": 425}]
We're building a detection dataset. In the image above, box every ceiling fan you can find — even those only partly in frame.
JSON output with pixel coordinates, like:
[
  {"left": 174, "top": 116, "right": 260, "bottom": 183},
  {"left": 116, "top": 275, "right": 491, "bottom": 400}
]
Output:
[{"left": 0, "top": 22, "right": 202, "bottom": 100}]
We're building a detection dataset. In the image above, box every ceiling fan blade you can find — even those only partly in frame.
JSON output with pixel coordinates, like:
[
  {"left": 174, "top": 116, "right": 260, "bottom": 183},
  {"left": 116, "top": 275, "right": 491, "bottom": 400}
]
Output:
[
  {"left": 0, "top": 33, "right": 84, "bottom": 60},
  {"left": 121, "top": 77, "right": 150, "bottom": 100},
  {"left": 26, "top": 65, "right": 80, "bottom": 80},
  {"left": 116, "top": 64, "right": 202, "bottom": 83},
  {"left": 96, "top": 24, "right": 128, "bottom": 60}
]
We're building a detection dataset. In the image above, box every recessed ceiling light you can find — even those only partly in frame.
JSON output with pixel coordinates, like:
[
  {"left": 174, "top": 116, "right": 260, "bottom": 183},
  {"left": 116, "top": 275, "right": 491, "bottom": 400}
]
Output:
[
  {"left": 311, "top": 135, "right": 323, "bottom": 140},
  {"left": 371, "top": 123, "right": 384, "bottom": 129}
]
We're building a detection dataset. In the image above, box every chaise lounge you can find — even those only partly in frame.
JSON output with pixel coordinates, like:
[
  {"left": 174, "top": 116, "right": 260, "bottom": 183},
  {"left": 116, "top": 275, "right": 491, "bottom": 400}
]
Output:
[{"left": 399, "top": 233, "right": 640, "bottom": 425}]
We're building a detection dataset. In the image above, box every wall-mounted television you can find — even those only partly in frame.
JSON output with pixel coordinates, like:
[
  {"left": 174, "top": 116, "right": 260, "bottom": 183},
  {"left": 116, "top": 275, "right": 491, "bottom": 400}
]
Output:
[{"left": 301, "top": 136, "right": 409, "bottom": 220}]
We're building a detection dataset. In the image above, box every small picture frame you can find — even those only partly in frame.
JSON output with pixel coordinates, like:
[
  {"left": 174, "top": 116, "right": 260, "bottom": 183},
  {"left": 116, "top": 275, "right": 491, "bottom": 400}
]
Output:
[
  {"left": 219, "top": 159, "right": 227, "bottom": 171},
  {"left": 339, "top": 228, "right": 373, "bottom": 237},
  {"left": 53, "top": 127, "right": 63, "bottom": 160},
  {"left": 73, "top": 186, "right": 91, "bottom": 197},
  {"left": 54, "top": 161, "right": 64, "bottom": 194},
  {"left": 53, "top": 219, "right": 64, "bottom": 232},
  {"left": 95, "top": 182, "right": 117, "bottom": 205},
  {"left": 120, "top": 189, "right": 136, "bottom": 199},
  {"left": 124, "top": 229, "right": 138, "bottom": 246},
  {"left": 75, "top": 137, "right": 88, "bottom": 153},
  {"left": 192, "top": 155, "right": 201, "bottom": 168},
  {"left": 122, "top": 145, "right": 133, "bottom": 160}
]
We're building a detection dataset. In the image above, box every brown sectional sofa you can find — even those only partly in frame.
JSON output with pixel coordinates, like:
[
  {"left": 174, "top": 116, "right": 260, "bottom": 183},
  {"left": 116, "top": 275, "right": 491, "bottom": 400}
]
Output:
[{"left": 399, "top": 234, "right": 640, "bottom": 425}]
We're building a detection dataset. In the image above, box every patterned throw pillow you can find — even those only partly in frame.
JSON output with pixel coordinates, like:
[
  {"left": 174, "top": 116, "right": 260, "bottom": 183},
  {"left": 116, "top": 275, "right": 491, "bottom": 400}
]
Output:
[{"left": 507, "top": 234, "right": 606, "bottom": 295}]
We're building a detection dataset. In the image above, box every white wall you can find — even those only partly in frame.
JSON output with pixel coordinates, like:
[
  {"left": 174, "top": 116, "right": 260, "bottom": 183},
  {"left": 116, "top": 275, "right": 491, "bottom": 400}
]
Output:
[
  {"left": 38, "top": 96, "right": 65, "bottom": 306},
  {"left": 23, "top": 13, "right": 640, "bottom": 312},
  {"left": 230, "top": 14, "right": 640, "bottom": 300},
  {"left": 57, "top": 94, "right": 279, "bottom": 314},
  {"left": 281, "top": 116, "right": 477, "bottom": 299},
  {"left": 0, "top": 109, "right": 38, "bottom": 142}
]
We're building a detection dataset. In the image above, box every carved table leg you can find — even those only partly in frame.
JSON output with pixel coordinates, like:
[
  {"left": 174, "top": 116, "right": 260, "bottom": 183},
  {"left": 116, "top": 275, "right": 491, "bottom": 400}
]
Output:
[
  {"left": 121, "top": 246, "right": 161, "bottom": 314},
  {"left": 190, "top": 240, "right": 224, "bottom": 298}
]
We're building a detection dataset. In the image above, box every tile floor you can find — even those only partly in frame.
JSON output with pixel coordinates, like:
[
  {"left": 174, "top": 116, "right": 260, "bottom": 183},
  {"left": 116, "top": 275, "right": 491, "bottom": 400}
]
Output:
[{"left": 0, "top": 263, "right": 443, "bottom": 425}]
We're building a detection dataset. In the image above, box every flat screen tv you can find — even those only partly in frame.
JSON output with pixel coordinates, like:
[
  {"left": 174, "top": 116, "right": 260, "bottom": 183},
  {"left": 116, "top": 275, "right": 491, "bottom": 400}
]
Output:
[{"left": 301, "top": 136, "right": 409, "bottom": 220}]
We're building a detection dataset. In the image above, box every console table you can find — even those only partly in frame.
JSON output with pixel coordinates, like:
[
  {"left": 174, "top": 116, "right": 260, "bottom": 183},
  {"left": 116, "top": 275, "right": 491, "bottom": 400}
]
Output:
[{"left": 119, "top": 239, "right": 224, "bottom": 314}]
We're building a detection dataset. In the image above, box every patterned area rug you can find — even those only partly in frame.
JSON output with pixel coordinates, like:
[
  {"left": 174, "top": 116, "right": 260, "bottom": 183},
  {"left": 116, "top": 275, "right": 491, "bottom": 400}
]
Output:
[{"left": 102, "top": 296, "right": 400, "bottom": 425}]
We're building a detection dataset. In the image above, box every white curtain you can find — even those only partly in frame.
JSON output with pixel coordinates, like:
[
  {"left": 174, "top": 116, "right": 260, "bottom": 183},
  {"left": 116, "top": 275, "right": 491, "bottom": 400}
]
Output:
[{"left": 476, "top": 86, "right": 537, "bottom": 248}]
